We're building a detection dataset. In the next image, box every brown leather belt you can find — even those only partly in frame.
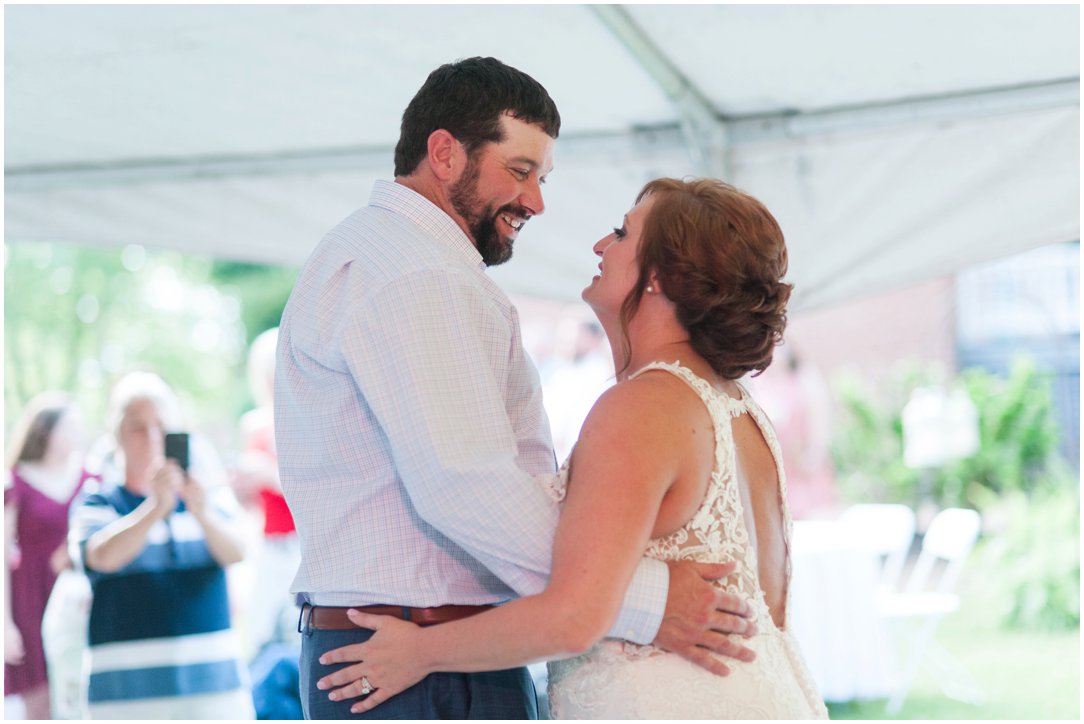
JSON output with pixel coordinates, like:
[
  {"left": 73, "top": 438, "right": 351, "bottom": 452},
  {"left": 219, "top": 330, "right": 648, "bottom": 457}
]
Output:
[{"left": 304, "top": 603, "right": 494, "bottom": 630}]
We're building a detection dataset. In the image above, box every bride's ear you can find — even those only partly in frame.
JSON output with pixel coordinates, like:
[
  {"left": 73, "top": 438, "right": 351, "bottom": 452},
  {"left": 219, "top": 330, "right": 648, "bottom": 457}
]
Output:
[{"left": 645, "top": 272, "right": 664, "bottom": 297}]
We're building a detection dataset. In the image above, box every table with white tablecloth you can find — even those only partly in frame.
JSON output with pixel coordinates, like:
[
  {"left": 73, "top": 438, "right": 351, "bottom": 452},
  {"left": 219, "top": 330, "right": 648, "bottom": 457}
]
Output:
[{"left": 789, "top": 520, "right": 897, "bottom": 702}]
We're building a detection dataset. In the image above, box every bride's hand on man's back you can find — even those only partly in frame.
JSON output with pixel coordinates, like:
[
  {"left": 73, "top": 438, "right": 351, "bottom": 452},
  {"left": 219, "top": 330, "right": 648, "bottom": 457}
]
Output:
[{"left": 316, "top": 610, "right": 428, "bottom": 714}]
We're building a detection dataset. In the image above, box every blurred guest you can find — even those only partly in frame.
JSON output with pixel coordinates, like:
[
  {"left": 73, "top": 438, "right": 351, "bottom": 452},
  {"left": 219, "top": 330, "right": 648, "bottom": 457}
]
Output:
[
  {"left": 69, "top": 372, "right": 254, "bottom": 719},
  {"left": 231, "top": 327, "right": 301, "bottom": 656},
  {"left": 754, "top": 344, "right": 839, "bottom": 519},
  {"left": 41, "top": 545, "right": 94, "bottom": 719},
  {"left": 543, "top": 319, "right": 615, "bottom": 462},
  {"left": 5, "top": 392, "right": 91, "bottom": 720}
]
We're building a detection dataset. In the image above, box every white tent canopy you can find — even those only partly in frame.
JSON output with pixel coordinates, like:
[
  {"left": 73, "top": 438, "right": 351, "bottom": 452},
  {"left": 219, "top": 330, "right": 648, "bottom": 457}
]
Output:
[{"left": 5, "top": 4, "right": 1079, "bottom": 311}]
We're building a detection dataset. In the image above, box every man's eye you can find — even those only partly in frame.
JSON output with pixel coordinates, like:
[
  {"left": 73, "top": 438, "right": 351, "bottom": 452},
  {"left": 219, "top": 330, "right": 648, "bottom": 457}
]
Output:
[{"left": 511, "top": 168, "right": 529, "bottom": 181}]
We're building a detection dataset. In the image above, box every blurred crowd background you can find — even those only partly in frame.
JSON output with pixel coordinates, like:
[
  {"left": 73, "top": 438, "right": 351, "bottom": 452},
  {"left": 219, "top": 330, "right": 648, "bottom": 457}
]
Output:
[{"left": 4, "top": 236, "right": 1078, "bottom": 719}]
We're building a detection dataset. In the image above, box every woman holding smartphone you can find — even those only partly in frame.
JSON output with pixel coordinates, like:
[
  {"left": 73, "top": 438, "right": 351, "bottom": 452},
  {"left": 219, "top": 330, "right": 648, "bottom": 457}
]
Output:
[{"left": 69, "top": 371, "right": 254, "bottom": 719}]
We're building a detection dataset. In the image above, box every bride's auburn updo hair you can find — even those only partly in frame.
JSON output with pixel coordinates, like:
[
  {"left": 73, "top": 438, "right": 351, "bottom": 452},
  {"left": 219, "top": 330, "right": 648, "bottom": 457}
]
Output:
[{"left": 621, "top": 177, "right": 792, "bottom": 380}]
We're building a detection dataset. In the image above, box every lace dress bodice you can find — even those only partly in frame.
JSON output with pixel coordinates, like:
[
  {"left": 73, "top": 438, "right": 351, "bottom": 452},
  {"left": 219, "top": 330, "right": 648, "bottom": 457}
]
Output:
[{"left": 541, "top": 361, "right": 827, "bottom": 719}]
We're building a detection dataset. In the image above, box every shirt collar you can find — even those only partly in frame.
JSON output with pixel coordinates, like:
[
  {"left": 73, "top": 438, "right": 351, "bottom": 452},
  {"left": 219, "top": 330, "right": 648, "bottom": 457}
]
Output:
[{"left": 369, "top": 180, "right": 485, "bottom": 270}]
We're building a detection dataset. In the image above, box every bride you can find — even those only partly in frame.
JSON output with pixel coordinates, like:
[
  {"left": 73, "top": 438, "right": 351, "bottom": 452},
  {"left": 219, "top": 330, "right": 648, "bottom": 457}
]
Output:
[{"left": 317, "top": 177, "right": 828, "bottom": 719}]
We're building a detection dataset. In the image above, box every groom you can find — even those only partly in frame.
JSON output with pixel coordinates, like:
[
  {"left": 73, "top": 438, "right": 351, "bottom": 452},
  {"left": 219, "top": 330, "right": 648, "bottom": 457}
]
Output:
[{"left": 275, "top": 56, "right": 756, "bottom": 719}]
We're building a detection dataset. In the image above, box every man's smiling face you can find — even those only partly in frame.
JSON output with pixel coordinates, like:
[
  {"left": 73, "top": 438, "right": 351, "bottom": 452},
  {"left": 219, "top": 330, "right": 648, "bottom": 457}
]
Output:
[{"left": 449, "top": 114, "right": 555, "bottom": 266}]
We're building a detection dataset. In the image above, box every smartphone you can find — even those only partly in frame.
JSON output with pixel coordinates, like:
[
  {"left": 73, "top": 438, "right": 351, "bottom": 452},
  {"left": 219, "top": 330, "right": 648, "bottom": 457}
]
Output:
[{"left": 164, "top": 432, "right": 190, "bottom": 472}]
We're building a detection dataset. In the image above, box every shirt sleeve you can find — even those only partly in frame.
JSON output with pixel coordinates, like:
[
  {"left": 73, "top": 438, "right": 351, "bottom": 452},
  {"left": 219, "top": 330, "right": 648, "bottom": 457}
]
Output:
[
  {"left": 68, "top": 490, "right": 119, "bottom": 574},
  {"left": 345, "top": 268, "right": 666, "bottom": 644},
  {"left": 70, "top": 486, "right": 228, "bottom": 579}
]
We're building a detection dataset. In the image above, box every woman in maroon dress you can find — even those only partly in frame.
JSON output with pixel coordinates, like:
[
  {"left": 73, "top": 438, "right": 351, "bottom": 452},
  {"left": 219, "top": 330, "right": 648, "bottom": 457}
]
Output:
[{"left": 5, "top": 392, "right": 88, "bottom": 720}]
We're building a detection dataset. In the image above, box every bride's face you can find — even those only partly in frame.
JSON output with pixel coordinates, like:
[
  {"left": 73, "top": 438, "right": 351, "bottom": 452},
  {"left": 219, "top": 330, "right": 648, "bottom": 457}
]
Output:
[{"left": 582, "top": 194, "right": 656, "bottom": 318}]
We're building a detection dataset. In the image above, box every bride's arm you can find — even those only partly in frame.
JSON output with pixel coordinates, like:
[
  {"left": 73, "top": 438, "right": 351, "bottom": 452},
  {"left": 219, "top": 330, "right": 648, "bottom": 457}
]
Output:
[{"left": 317, "top": 378, "right": 689, "bottom": 712}]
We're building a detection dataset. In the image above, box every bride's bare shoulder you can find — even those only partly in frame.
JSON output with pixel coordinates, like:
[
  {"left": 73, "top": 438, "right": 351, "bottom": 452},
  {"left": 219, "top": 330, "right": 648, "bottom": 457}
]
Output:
[{"left": 578, "top": 370, "right": 706, "bottom": 447}]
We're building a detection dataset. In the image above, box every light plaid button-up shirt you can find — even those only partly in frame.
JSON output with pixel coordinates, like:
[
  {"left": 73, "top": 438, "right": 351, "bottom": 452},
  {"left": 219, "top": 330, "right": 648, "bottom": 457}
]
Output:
[{"left": 275, "top": 180, "right": 666, "bottom": 644}]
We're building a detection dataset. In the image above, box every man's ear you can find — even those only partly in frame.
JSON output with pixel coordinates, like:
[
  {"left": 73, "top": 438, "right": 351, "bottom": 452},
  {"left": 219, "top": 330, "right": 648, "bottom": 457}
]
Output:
[{"left": 427, "top": 129, "right": 462, "bottom": 182}]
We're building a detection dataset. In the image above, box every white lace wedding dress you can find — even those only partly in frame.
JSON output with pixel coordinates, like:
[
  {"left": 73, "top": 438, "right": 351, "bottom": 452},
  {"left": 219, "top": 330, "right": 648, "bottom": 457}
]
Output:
[{"left": 541, "top": 361, "right": 828, "bottom": 719}]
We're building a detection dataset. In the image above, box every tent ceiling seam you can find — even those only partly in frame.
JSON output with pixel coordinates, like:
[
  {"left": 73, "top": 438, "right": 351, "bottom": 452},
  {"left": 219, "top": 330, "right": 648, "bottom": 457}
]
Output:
[{"left": 7, "top": 80, "right": 1076, "bottom": 192}]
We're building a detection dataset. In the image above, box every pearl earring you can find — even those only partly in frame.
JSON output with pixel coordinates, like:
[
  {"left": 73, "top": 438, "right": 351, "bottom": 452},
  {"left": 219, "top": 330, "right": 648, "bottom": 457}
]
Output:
[{"left": 646, "top": 285, "right": 655, "bottom": 293}]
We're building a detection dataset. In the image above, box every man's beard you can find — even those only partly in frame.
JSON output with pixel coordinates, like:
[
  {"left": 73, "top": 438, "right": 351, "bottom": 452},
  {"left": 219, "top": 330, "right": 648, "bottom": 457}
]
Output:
[{"left": 449, "top": 157, "right": 521, "bottom": 267}]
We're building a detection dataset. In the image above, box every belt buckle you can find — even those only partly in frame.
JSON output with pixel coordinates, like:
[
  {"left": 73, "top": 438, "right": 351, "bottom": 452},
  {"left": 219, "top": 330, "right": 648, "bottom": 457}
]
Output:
[{"left": 297, "top": 602, "right": 313, "bottom": 634}]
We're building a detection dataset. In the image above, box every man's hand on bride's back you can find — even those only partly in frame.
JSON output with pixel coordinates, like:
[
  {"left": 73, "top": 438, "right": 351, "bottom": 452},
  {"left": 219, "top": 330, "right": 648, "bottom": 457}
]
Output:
[{"left": 653, "top": 559, "right": 758, "bottom": 676}]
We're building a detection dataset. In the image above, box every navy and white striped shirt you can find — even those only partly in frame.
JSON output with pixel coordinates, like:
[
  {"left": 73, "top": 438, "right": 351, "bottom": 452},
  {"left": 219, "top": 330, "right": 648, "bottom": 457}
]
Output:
[{"left": 70, "top": 475, "right": 252, "bottom": 718}]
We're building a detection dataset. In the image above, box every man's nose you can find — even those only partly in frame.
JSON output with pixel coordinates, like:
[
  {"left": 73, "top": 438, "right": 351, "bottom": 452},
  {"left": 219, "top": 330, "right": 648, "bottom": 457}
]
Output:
[{"left": 520, "top": 180, "right": 545, "bottom": 217}]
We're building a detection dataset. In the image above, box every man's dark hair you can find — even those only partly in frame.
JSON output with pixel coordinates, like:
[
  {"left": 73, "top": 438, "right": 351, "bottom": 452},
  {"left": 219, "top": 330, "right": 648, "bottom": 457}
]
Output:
[{"left": 394, "top": 57, "right": 561, "bottom": 177}]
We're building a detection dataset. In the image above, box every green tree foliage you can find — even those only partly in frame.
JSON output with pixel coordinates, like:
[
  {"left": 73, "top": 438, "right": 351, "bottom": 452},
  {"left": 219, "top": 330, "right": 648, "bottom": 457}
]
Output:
[
  {"left": 210, "top": 260, "right": 297, "bottom": 348},
  {"left": 830, "top": 362, "right": 924, "bottom": 508},
  {"left": 4, "top": 242, "right": 296, "bottom": 449},
  {"left": 831, "top": 357, "right": 1070, "bottom": 510},
  {"left": 831, "top": 357, "right": 1079, "bottom": 631},
  {"left": 975, "top": 487, "right": 1080, "bottom": 631},
  {"left": 946, "top": 360, "right": 1064, "bottom": 505}
]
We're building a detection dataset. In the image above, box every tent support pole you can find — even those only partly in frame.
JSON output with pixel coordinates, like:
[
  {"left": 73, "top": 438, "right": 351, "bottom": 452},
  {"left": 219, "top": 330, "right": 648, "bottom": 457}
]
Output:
[{"left": 588, "top": 4, "right": 732, "bottom": 180}]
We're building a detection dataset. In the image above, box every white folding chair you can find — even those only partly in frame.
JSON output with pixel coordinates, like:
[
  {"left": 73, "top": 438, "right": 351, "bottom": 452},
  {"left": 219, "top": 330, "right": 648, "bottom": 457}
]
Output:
[
  {"left": 878, "top": 507, "right": 984, "bottom": 714},
  {"left": 841, "top": 503, "right": 917, "bottom": 595}
]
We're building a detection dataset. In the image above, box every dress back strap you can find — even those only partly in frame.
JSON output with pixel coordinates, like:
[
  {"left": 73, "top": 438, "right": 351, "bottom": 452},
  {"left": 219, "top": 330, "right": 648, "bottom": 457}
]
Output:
[
  {"left": 629, "top": 361, "right": 749, "bottom": 417},
  {"left": 629, "top": 360, "right": 712, "bottom": 402}
]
